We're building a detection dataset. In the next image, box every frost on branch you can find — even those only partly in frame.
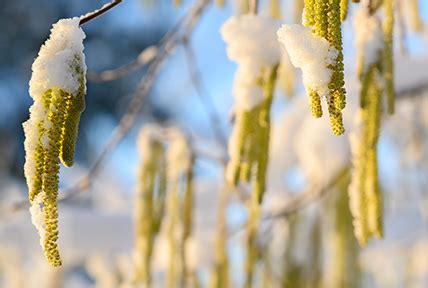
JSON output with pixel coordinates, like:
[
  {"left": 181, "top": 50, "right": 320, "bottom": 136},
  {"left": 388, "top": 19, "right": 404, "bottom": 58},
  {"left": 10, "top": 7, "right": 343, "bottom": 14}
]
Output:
[
  {"left": 24, "top": 17, "right": 87, "bottom": 266},
  {"left": 221, "top": 15, "right": 281, "bottom": 203},
  {"left": 277, "top": 0, "right": 346, "bottom": 135}
]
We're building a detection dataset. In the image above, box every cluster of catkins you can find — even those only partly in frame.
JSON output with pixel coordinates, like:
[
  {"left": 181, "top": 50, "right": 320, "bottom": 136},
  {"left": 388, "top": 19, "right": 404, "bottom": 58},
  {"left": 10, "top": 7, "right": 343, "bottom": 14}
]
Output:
[
  {"left": 278, "top": 0, "right": 346, "bottom": 135},
  {"left": 221, "top": 15, "right": 281, "bottom": 204},
  {"left": 133, "top": 125, "right": 194, "bottom": 287},
  {"left": 24, "top": 18, "right": 86, "bottom": 266}
]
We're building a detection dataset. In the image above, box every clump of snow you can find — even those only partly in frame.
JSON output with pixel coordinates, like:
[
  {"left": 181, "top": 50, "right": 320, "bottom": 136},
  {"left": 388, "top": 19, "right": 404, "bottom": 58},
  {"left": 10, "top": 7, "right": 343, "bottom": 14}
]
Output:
[
  {"left": 353, "top": 7, "right": 384, "bottom": 73},
  {"left": 29, "top": 192, "right": 46, "bottom": 249},
  {"left": 221, "top": 15, "right": 281, "bottom": 110},
  {"left": 277, "top": 24, "right": 338, "bottom": 98},
  {"left": 29, "top": 17, "right": 86, "bottom": 100}
]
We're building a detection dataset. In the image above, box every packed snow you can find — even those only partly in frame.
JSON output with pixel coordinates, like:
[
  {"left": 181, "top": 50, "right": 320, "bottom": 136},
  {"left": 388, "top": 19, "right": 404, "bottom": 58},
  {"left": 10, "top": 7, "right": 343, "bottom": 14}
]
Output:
[
  {"left": 29, "top": 17, "right": 86, "bottom": 99},
  {"left": 221, "top": 15, "right": 281, "bottom": 110},
  {"left": 277, "top": 24, "right": 338, "bottom": 99}
]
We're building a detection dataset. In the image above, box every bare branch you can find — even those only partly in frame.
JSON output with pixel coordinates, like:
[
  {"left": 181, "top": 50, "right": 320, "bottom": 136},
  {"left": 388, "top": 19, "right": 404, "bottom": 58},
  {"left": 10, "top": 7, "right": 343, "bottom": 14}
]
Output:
[
  {"left": 79, "top": 0, "right": 122, "bottom": 26},
  {"left": 183, "top": 40, "right": 228, "bottom": 152},
  {"left": 88, "top": 46, "right": 158, "bottom": 82}
]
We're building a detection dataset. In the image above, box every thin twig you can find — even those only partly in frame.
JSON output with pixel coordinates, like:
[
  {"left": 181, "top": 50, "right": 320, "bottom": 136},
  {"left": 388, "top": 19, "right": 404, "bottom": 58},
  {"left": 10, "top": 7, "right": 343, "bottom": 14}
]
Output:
[
  {"left": 79, "top": 0, "right": 123, "bottom": 26},
  {"left": 183, "top": 39, "right": 228, "bottom": 152},
  {"left": 87, "top": 46, "right": 158, "bottom": 82}
]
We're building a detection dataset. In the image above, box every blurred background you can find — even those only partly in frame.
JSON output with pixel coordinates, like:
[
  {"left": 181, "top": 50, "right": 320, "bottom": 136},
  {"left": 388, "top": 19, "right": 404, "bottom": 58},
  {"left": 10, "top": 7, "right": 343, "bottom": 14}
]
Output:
[{"left": 0, "top": 0, "right": 428, "bottom": 287}]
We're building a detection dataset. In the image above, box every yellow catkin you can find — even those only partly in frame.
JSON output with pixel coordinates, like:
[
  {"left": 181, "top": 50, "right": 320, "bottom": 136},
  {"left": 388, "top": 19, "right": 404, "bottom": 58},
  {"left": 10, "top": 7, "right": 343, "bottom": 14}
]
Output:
[
  {"left": 309, "top": 0, "right": 346, "bottom": 135},
  {"left": 294, "top": 0, "right": 305, "bottom": 24},
  {"left": 60, "top": 63, "right": 86, "bottom": 167},
  {"left": 134, "top": 141, "right": 166, "bottom": 286},
  {"left": 408, "top": 0, "right": 424, "bottom": 32},
  {"left": 303, "top": 0, "right": 315, "bottom": 27},
  {"left": 215, "top": 0, "right": 225, "bottom": 7},
  {"left": 29, "top": 123, "right": 46, "bottom": 203},
  {"left": 353, "top": 64, "right": 383, "bottom": 245},
  {"left": 227, "top": 66, "right": 278, "bottom": 204},
  {"left": 327, "top": 0, "right": 346, "bottom": 135},
  {"left": 244, "top": 197, "right": 260, "bottom": 288},
  {"left": 211, "top": 188, "right": 230, "bottom": 288},
  {"left": 183, "top": 167, "right": 194, "bottom": 240},
  {"left": 383, "top": 0, "right": 395, "bottom": 114},
  {"left": 340, "top": 0, "right": 349, "bottom": 22},
  {"left": 364, "top": 74, "right": 382, "bottom": 238},
  {"left": 269, "top": 0, "right": 281, "bottom": 19},
  {"left": 309, "top": 89, "right": 323, "bottom": 118},
  {"left": 42, "top": 88, "right": 69, "bottom": 267}
]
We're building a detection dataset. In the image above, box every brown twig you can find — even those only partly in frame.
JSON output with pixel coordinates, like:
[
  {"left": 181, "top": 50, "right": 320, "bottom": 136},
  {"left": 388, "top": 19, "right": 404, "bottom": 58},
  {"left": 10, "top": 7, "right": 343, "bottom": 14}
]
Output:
[
  {"left": 79, "top": 0, "right": 122, "bottom": 26},
  {"left": 183, "top": 39, "right": 228, "bottom": 152}
]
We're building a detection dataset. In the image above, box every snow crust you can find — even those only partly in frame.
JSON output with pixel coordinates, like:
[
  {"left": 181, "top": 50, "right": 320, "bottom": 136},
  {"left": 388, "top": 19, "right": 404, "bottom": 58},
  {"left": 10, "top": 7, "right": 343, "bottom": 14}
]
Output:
[
  {"left": 29, "top": 17, "right": 86, "bottom": 99},
  {"left": 221, "top": 15, "right": 281, "bottom": 110},
  {"left": 277, "top": 24, "right": 338, "bottom": 98}
]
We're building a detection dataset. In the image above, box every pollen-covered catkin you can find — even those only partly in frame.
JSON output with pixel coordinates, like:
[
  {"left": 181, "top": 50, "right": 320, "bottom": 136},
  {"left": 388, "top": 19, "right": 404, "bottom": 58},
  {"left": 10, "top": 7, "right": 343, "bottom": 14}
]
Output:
[
  {"left": 383, "top": 0, "right": 395, "bottom": 114},
  {"left": 24, "top": 17, "right": 86, "bottom": 266}
]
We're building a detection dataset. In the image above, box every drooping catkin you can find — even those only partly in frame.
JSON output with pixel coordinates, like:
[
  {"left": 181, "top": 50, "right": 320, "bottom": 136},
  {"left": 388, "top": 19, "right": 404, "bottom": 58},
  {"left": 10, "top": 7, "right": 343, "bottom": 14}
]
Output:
[
  {"left": 211, "top": 187, "right": 230, "bottom": 288},
  {"left": 340, "top": 0, "right": 349, "bottom": 21},
  {"left": 221, "top": 15, "right": 281, "bottom": 204},
  {"left": 349, "top": 63, "right": 383, "bottom": 245},
  {"left": 133, "top": 126, "right": 166, "bottom": 286},
  {"left": 165, "top": 129, "right": 194, "bottom": 288},
  {"left": 269, "top": 0, "right": 281, "bottom": 19},
  {"left": 348, "top": 2, "right": 396, "bottom": 245},
  {"left": 244, "top": 195, "right": 260, "bottom": 288},
  {"left": 24, "top": 18, "right": 86, "bottom": 266},
  {"left": 383, "top": 0, "right": 395, "bottom": 114}
]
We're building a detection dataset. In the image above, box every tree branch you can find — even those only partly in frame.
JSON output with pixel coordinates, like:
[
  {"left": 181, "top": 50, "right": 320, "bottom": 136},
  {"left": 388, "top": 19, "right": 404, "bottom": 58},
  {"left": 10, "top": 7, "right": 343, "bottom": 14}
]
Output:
[
  {"left": 183, "top": 39, "right": 228, "bottom": 152},
  {"left": 79, "top": 0, "right": 123, "bottom": 26}
]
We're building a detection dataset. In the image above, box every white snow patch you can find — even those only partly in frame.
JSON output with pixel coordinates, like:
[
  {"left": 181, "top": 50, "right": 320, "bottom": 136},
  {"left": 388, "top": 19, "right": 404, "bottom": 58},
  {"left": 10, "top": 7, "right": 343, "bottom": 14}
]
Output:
[
  {"left": 277, "top": 24, "right": 337, "bottom": 98},
  {"left": 29, "top": 17, "right": 86, "bottom": 100},
  {"left": 221, "top": 15, "right": 281, "bottom": 110}
]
